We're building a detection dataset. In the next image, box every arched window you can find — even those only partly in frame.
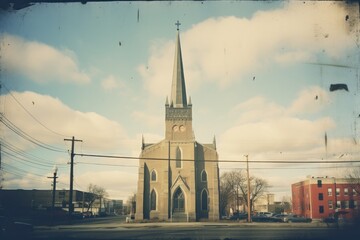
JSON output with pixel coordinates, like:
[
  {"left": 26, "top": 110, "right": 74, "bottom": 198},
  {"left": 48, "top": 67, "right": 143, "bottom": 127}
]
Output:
[
  {"left": 176, "top": 147, "right": 182, "bottom": 168},
  {"left": 150, "top": 189, "right": 157, "bottom": 211},
  {"left": 201, "top": 170, "right": 207, "bottom": 182},
  {"left": 151, "top": 170, "right": 157, "bottom": 182},
  {"left": 173, "top": 187, "right": 185, "bottom": 212},
  {"left": 201, "top": 189, "right": 208, "bottom": 211}
]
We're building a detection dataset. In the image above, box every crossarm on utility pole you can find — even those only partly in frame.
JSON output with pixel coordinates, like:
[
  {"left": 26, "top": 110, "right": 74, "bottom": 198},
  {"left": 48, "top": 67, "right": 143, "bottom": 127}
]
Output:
[{"left": 64, "top": 136, "right": 82, "bottom": 216}]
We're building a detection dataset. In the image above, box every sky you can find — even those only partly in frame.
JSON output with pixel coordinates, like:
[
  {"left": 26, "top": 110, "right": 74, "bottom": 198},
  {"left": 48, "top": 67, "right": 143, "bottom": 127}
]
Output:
[{"left": 0, "top": 1, "right": 359, "bottom": 202}]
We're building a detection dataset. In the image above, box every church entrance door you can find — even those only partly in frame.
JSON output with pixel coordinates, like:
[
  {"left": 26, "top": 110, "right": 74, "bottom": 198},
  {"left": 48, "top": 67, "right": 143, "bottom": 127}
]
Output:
[
  {"left": 173, "top": 187, "right": 185, "bottom": 212},
  {"left": 172, "top": 187, "right": 187, "bottom": 221}
]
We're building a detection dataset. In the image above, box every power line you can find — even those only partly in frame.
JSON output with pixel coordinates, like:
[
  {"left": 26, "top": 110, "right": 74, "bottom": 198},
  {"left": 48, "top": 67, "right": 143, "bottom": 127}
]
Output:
[
  {"left": 220, "top": 165, "right": 360, "bottom": 170},
  {"left": 2, "top": 162, "right": 48, "bottom": 178},
  {"left": 74, "top": 160, "right": 359, "bottom": 170},
  {"left": 1, "top": 84, "right": 70, "bottom": 138},
  {"left": 0, "top": 113, "right": 66, "bottom": 153},
  {"left": 3, "top": 153, "right": 55, "bottom": 171},
  {"left": 76, "top": 162, "right": 138, "bottom": 168},
  {"left": 2, "top": 150, "right": 67, "bottom": 171},
  {"left": 1, "top": 141, "right": 67, "bottom": 168},
  {"left": 1, "top": 168, "right": 68, "bottom": 189},
  {"left": 2, "top": 161, "right": 68, "bottom": 187},
  {"left": 76, "top": 152, "right": 360, "bottom": 164}
]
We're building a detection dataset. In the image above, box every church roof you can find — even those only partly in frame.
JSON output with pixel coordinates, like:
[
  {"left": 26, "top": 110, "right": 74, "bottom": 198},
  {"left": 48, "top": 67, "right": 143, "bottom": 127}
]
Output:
[{"left": 170, "top": 29, "right": 188, "bottom": 108}]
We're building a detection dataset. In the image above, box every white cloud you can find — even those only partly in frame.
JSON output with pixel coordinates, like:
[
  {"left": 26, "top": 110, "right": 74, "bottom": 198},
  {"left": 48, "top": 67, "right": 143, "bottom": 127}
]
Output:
[
  {"left": 1, "top": 91, "right": 135, "bottom": 152},
  {"left": 288, "top": 86, "right": 331, "bottom": 115},
  {"left": 76, "top": 170, "right": 138, "bottom": 200},
  {"left": 101, "top": 75, "right": 123, "bottom": 91},
  {"left": 139, "top": 1, "right": 354, "bottom": 98},
  {"left": 219, "top": 86, "right": 336, "bottom": 158},
  {"left": 231, "top": 96, "right": 286, "bottom": 124},
  {"left": 2, "top": 172, "right": 49, "bottom": 189},
  {"left": 137, "top": 40, "right": 174, "bottom": 99},
  {"left": 0, "top": 34, "right": 90, "bottom": 84},
  {"left": 220, "top": 117, "right": 334, "bottom": 155}
]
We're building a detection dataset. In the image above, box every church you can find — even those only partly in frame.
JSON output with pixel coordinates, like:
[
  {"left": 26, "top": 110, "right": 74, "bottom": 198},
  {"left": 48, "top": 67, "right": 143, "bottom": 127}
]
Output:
[{"left": 135, "top": 23, "right": 220, "bottom": 222}]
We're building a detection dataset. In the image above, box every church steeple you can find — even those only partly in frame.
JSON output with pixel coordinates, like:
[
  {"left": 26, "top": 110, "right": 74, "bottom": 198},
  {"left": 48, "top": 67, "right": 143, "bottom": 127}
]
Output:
[
  {"left": 165, "top": 22, "right": 194, "bottom": 141},
  {"left": 170, "top": 21, "right": 187, "bottom": 108}
]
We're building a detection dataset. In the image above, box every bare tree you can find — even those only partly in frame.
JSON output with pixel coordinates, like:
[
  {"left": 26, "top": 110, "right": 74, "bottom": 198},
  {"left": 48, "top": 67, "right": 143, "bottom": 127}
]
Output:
[
  {"left": 348, "top": 167, "right": 360, "bottom": 195},
  {"left": 86, "top": 183, "right": 108, "bottom": 213},
  {"left": 219, "top": 170, "right": 244, "bottom": 215},
  {"left": 219, "top": 170, "right": 269, "bottom": 215},
  {"left": 239, "top": 176, "right": 270, "bottom": 213}
]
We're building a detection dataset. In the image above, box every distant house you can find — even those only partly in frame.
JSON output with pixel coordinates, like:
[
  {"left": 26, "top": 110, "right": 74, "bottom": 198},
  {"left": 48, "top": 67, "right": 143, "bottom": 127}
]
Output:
[
  {"left": 253, "top": 193, "right": 275, "bottom": 213},
  {"left": 292, "top": 176, "right": 360, "bottom": 220}
]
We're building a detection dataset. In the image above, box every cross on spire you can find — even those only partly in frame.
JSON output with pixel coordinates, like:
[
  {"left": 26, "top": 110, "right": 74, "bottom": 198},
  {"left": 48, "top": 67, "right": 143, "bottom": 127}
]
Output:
[{"left": 175, "top": 20, "right": 181, "bottom": 31}]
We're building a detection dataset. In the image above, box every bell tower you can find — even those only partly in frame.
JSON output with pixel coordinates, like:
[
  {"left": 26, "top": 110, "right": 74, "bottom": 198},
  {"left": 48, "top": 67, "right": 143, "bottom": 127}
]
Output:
[{"left": 165, "top": 21, "right": 194, "bottom": 141}]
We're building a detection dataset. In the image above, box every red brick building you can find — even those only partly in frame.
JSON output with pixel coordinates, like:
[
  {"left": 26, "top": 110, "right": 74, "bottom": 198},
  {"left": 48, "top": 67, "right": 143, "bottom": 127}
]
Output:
[{"left": 292, "top": 176, "right": 360, "bottom": 220}]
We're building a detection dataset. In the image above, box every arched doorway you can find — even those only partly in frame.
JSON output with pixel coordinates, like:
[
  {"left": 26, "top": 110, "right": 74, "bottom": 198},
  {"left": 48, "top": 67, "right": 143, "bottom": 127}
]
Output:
[{"left": 173, "top": 187, "right": 185, "bottom": 212}]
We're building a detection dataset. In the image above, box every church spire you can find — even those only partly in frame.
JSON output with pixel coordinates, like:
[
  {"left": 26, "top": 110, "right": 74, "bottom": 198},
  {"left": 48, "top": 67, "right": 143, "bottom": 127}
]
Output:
[{"left": 170, "top": 21, "right": 187, "bottom": 108}]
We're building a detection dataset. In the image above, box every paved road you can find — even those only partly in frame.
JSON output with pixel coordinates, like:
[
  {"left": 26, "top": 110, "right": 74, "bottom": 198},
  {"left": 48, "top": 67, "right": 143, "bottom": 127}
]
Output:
[{"left": 31, "top": 218, "right": 360, "bottom": 240}]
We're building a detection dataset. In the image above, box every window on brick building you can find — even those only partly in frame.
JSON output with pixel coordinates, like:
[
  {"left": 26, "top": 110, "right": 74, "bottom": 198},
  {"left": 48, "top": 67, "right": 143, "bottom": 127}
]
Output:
[
  {"left": 345, "top": 201, "right": 349, "bottom": 209},
  {"left": 336, "top": 188, "right": 340, "bottom": 196},
  {"left": 327, "top": 188, "right": 332, "bottom": 196},
  {"left": 355, "top": 201, "right": 358, "bottom": 209},
  {"left": 353, "top": 188, "right": 357, "bottom": 196},
  {"left": 336, "top": 201, "right": 341, "bottom": 209},
  {"left": 319, "top": 206, "right": 324, "bottom": 213},
  {"left": 341, "top": 201, "right": 345, "bottom": 209},
  {"left": 344, "top": 188, "right": 348, "bottom": 196},
  {"left": 318, "top": 193, "right": 323, "bottom": 200},
  {"left": 350, "top": 200, "right": 354, "bottom": 209},
  {"left": 317, "top": 180, "right": 322, "bottom": 187},
  {"left": 328, "top": 200, "right": 333, "bottom": 209}
]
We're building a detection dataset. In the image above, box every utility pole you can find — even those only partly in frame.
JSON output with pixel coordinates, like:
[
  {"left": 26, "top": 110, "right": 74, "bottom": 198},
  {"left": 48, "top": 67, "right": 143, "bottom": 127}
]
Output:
[
  {"left": 47, "top": 166, "right": 58, "bottom": 211},
  {"left": 64, "top": 136, "right": 82, "bottom": 216},
  {"left": 0, "top": 83, "right": 2, "bottom": 190},
  {"left": 245, "top": 154, "right": 251, "bottom": 223}
]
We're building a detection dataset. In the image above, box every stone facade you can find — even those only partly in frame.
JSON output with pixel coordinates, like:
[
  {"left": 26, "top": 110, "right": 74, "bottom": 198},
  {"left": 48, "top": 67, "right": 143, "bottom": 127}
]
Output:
[{"left": 135, "top": 29, "right": 220, "bottom": 222}]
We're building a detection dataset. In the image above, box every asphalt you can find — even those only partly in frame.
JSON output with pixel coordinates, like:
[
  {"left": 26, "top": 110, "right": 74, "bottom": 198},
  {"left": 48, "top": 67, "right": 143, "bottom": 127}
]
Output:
[{"left": 34, "top": 220, "right": 337, "bottom": 231}]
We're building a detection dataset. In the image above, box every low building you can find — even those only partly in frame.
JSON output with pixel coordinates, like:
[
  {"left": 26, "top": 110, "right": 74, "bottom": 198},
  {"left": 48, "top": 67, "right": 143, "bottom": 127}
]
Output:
[
  {"left": 0, "top": 189, "right": 110, "bottom": 215},
  {"left": 292, "top": 176, "right": 360, "bottom": 220},
  {"left": 253, "top": 193, "right": 275, "bottom": 213}
]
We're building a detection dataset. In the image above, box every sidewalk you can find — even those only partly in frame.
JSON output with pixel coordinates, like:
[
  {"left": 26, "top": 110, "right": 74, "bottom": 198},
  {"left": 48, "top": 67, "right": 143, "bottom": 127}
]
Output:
[{"left": 35, "top": 221, "right": 332, "bottom": 231}]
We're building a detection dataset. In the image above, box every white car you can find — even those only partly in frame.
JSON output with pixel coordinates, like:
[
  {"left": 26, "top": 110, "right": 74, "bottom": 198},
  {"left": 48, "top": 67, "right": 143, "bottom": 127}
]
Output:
[{"left": 258, "top": 212, "right": 274, "bottom": 217}]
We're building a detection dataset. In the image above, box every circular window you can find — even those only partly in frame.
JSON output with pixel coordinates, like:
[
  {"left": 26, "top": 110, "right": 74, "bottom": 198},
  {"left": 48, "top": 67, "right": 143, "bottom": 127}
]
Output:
[
  {"left": 179, "top": 125, "right": 186, "bottom": 132},
  {"left": 173, "top": 125, "right": 179, "bottom": 132}
]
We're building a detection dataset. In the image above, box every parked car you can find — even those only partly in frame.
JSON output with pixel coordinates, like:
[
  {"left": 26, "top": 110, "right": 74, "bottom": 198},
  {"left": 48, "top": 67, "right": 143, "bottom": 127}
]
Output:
[
  {"left": 229, "top": 212, "right": 248, "bottom": 220},
  {"left": 70, "top": 211, "right": 83, "bottom": 219},
  {"left": 323, "top": 217, "right": 337, "bottom": 223},
  {"left": 258, "top": 212, "right": 274, "bottom": 217},
  {"left": 252, "top": 214, "right": 282, "bottom": 222},
  {"left": 286, "top": 214, "right": 312, "bottom": 223},
  {"left": 82, "top": 211, "right": 93, "bottom": 218},
  {"left": 271, "top": 214, "right": 289, "bottom": 222},
  {"left": 0, "top": 216, "right": 33, "bottom": 240}
]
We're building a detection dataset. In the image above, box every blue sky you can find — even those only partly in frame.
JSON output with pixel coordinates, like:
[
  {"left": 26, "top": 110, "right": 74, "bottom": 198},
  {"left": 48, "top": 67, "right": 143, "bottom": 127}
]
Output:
[{"left": 0, "top": 1, "right": 359, "bottom": 201}]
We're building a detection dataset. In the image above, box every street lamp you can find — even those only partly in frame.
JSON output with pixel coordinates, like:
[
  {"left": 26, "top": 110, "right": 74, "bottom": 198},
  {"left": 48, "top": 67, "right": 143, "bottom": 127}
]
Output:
[{"left": 51, "top": 166, "right": 58, "bottom": 210}]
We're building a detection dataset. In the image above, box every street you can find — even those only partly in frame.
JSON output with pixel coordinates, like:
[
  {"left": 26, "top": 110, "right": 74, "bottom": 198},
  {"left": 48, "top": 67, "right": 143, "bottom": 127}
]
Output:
[{"left": 30, "top": 217, "right": 360, "bottom": 240}]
